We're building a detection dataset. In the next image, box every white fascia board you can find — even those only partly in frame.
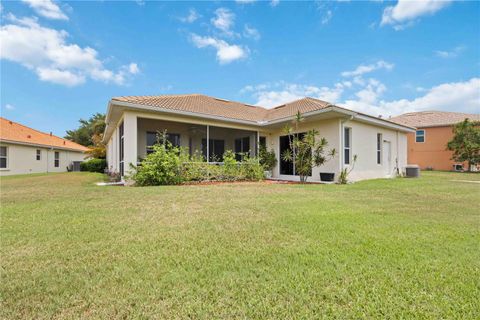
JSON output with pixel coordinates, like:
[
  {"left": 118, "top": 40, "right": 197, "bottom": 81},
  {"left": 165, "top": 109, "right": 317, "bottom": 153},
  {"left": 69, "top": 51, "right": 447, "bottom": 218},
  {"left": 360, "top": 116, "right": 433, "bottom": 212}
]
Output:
[
  {"left": 0, "top": 139, "right": 87, "bottom": 152},
  {"left": 353, "top": 114, "right": 416, "bottom": 132}
]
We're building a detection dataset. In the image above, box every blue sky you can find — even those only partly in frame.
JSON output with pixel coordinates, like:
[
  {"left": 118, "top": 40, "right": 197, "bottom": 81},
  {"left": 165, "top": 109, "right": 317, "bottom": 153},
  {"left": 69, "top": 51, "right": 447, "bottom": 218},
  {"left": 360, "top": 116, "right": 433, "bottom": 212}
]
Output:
[{"left": 1, "top": 0, "right": 479, "bottom": 136}]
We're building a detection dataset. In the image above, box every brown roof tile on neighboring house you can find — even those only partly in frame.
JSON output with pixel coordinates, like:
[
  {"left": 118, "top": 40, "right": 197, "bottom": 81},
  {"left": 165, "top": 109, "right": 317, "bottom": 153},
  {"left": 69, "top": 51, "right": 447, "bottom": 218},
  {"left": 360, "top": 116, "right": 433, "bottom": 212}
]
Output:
[
  {"left": 390, "top": 111, "right": 480, "bottom": 128},
  {"left": 0, "top": 117, "right": 89, "bottom": 152}
]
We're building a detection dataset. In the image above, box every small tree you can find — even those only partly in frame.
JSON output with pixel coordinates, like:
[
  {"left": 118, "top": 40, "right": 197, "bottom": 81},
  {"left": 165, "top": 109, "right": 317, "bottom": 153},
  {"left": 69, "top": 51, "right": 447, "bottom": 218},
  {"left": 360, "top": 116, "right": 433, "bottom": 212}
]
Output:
[
  {"left": 446, "top": 119, "right": 480, "bottom": 172},
  {"left": 282, "top": 112, "right": 336, "bottom": 183}
]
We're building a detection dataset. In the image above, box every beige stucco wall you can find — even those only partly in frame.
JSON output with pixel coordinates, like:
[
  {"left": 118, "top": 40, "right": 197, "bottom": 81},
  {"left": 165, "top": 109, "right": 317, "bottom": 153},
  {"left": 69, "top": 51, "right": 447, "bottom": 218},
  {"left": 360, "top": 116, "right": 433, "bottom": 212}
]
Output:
[
  {"left": 267, "top": 119, "right": 341, "bottom": 182},
  {"left": 343, "top": 120, "right": 407, "bottom": 181},
  {"left": 0, "top": 142, "right": 86, "bottom": 176}
]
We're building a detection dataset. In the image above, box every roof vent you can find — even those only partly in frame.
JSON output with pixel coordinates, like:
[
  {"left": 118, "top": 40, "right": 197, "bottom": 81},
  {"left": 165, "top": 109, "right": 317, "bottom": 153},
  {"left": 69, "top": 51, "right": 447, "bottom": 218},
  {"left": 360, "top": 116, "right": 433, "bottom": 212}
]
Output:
[
  {"left": 9, "top": 121, "right": 12, "bottom": 124},
  {"left": 50, "top": 132, "right": 52, "bottom": 136},
  {"left": 27, "top": 134, "right": 31, "bottom": 138},
  {"left": 63, "top": 141, "right": 66, "bottom": 145}
]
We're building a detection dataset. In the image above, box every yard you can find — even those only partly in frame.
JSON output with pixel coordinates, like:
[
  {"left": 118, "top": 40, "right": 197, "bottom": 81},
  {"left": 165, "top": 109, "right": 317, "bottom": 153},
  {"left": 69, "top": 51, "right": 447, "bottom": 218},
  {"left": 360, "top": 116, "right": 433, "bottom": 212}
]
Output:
[{"left": 1, "top": 171, "right": 479, "bottom": 319}]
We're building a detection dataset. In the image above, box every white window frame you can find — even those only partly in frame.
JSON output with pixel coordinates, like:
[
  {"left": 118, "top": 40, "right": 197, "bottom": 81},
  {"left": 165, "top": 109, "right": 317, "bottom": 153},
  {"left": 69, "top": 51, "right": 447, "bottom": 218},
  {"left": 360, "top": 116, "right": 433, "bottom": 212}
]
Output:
[
  {"left": 0, "top": 146, "right": 8, "bottom": 169},
  {"left": 54, "top": 151, "right": 60, "bottom": 168},
  {"left": 377, "top": 133, "right": 382, "bottom": 165},
  {"left": 415, "top": 130, "right": 425, "bottom": 143},
  {"left": 344, "top": 127, "right": 352, "bottom": 166},
  {"left": 36, "top": 149, "right": 41, "bottom": 161}
]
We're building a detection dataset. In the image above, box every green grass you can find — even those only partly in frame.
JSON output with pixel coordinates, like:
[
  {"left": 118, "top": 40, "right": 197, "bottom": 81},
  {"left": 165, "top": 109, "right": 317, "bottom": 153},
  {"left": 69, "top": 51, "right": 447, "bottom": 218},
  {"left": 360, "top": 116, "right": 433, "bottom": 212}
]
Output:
[{"left": 1, "top": 171, "right": 479, "bottom": 319}]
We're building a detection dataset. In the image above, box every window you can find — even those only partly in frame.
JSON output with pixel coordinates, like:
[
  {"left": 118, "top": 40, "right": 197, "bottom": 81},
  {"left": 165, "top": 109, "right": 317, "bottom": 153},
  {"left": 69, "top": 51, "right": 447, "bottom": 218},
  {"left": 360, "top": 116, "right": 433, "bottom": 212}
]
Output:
[
  {"left": 119, "top": 122, "right": 124, "bottom": 176},
  {"left": 377, "top": 133, "right": 382, "bottom": 165},
  {"left": 202, "top": 139, "right": 225, "bottom": 162},
  {"left": 0, "top": 146, "right": 8, "bottom": 169},
  {"left": 234, "top": 137, "right": 250, "bottom": 161},
  {"left": 146, "top": 132, "right": 180, "bottom": 154},
  {"left": 416, "top": 130, "right": 425, "bottom": 143},
  {"left": 36, "top": 149, "right": 41, "bottom": 161},
  {"left": 54, "top": 151, "right": 60, "bottom": 167},
  {"left": 344, "top": 127, "right": 351, "bottom": 165}
]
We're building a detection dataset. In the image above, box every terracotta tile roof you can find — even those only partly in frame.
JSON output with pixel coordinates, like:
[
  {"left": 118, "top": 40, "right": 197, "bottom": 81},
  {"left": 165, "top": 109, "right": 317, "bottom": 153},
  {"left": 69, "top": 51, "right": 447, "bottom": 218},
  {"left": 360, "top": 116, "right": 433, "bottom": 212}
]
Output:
[
  {"left": 0, "top": 117, "right": 89, "bottom": 152},
  {"left": 112, "top": 94, "right": 268, "bottom": 123},
  {"left": 390, "top": 111, "right": 480, "bottom": 128},
  {"left": 112, "top": 94, "right": 332, "bottom": 123},
  {"left": 263, "top": 97, "right": 332, "bottom": 121}
]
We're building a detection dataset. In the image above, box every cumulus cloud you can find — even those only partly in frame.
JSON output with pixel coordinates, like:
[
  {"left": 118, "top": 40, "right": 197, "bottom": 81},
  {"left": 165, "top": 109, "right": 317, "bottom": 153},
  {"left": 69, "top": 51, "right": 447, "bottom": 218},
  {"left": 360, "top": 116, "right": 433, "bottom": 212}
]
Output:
[
  {"left": 0, "top": 14, "right": 139, "bottom": 86},
  {"left": 241, "top": 81, "right": 349, "bottom": 108},
  {"left": 179, "top": 8, "right": 200, "bottom": 23},
  {"left": 342, "top": 78, "right": 480, "bottom": 117},
  {"left": 236, "top": 0, "right": 257, "bottom": 3},
  {"left": 190, "top": 34, "right": 248, "bottom": 64},
  {"left": 243, "top": 24, "right": 260, "bottom": 40},
  {"left": 435, "top": 45, "right": 465, "bottom": 58},
  {"left": 381, "top": 0, "right": 452, "bottom": 30},
  {"left": 4, "top": 104, "right": 15, "bottom": 110},
  {"left": 211, "top": 8, "right": 235, "bottom": 37},
  {"left": 21, "top": 0, "right": 68, "bottom": 20},
  {"left": 270, "top": 0, "right": 280, "bottom": 7},
  {"left": 341, "top": 60, "right": 394, "bottom": 77}
]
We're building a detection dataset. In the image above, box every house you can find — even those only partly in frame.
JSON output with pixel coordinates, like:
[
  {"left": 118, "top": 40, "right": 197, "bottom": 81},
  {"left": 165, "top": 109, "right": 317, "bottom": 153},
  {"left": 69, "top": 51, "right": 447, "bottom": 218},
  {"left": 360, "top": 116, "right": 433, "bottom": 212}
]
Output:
[
  {"left": 103, "top": 94, "right": 415, "bottom": 182},
  {"left": 390, "top": 111, "right": 480, "bottom": 171},
  {"left": 0, "top": 117, "right": 89, "bottom": 176}
]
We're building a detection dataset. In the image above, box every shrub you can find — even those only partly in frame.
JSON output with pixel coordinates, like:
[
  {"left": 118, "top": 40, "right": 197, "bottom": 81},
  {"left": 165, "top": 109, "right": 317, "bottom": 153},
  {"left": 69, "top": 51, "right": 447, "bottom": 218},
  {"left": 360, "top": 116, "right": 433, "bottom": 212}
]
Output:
[
  {"left": 130, "top": 143, "right": 185, "bottom": 186},
  {"left": 259, "top": 145, "right": 277, "bottom": 171},
  {"left": 131, "top": 141, "right": 265, "bottom": 186},
  {"left": 80, "top": 158, "right": 107, "bottom": 173}
]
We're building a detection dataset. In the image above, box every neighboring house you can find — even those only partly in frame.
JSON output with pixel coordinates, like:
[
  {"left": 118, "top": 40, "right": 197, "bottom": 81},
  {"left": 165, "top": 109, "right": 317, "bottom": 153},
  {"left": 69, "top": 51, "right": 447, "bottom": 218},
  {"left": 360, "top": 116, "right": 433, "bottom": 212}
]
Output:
[
  {"left": 0, "top": 117, "right": 89, "bottom": 176},
  {"left": 390, "top": 111, "right": 480, "bottom": 171},
  {"left": 103, "top": 94, "right": 414, "bottom": 182}
]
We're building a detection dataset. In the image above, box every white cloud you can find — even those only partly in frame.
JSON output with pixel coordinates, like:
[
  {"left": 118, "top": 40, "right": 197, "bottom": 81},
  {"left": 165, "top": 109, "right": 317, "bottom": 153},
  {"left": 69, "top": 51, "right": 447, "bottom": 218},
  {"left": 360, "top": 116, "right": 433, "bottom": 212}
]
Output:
[
  {"left": 243, "top": 24, "right": 260, "bottom": 40},
  {"left": 321, "top": 10, "right": 333, "bottom": 25},
  {"left": 4, "top": 104, "right": 15, "bottom": 110},
  {"left": 236, "top": 0, "right": 257, "bottom": 3},
  {"left": 381, "top": 0, "right": 452, "bottom": 29},
  {"left": 241, "top": 81, "right": 349, "bottom": 108},
  {"left": 211, "top": 8, "right": 235, "bottom": 37},
  {"left": 179, "top": 8, "right": 200, "bottom": 23},
  {"left": 341, "top": 60, "right": 394, "bottom": 77},
  {"left": 128, "top": 63, "right": 140, "bottom": 74},
  {"left": 435, "top": 45, "right": 465, "bottom": 58},
  {"left": 21, "top": 0, "right": 68, "bottom": 20},
  {"left": 0, "top": 14, "right": 139, "bottom": 86},
  {"left": 270, "top": 0, "right": 280, "bottom": 7},
  {"left": 342, "top": 78, "right": 480, "bottom": 117},
  {"left": 190, "top": 34, "right": 248, "bottom": 64}
]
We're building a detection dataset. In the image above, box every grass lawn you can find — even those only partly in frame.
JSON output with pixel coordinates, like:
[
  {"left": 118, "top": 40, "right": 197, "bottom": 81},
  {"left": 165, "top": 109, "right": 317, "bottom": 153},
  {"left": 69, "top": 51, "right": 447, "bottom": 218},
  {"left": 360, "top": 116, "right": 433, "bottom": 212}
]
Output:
[{"left": 1, "top": 171, "right": 479, "bottom": 319}]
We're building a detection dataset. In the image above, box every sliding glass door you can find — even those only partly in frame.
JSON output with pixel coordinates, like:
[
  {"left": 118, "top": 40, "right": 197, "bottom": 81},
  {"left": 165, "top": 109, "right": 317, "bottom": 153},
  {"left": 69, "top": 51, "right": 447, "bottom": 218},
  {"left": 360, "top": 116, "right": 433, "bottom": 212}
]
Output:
[{"left": 279, "top": 133, "right": 311, "bottom": 176}]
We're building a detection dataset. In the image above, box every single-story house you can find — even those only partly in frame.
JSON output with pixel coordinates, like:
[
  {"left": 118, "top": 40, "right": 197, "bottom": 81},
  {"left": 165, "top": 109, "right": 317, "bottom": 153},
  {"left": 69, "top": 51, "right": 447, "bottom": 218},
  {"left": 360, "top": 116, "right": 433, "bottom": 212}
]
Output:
[
  {"left": 103, "top": 94, "right": 415, "bottom": 182},
  {"left": 0, "top": 117, "right": 89, "bottom": 176},
  {"left": 390, "top": 111, "right": 480, "bottom": 171}
]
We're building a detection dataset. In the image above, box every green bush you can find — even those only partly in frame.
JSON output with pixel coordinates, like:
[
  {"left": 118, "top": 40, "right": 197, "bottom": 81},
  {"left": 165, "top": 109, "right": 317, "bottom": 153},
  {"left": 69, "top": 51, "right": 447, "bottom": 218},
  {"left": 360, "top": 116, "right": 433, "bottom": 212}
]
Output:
[
  {"left": 259, "top": 145, "right": 277, "bottom": 171},
  {"left": 80, "top": 158, "right": 107, "bottom": 173},
  {"left": 131, "top": 142, "right": 265, "bottom": 186},
  {"left": 129, "top": 143, "right": 185, "bottom": 186}
]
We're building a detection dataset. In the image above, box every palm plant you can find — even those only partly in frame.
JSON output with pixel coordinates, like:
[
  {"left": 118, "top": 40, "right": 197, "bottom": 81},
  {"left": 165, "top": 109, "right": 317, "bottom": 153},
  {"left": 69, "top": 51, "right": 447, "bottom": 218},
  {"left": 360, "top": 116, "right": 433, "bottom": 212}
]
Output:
[{"left": 282, "top": 112, "right": 336, "bottom": 183}]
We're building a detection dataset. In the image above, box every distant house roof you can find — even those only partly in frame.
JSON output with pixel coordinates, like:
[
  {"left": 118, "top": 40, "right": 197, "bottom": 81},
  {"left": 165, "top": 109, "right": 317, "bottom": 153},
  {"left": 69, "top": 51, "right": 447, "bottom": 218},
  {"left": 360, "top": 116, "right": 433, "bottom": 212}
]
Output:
[
  {"left": 111, "top": 94, "right": 407, "bottom": 129},
  {"left": 390, "top": 111, "right": 480, "bottom": 128},
  {"left": 0, "top": 117, "right": 89, "bottom": 152}
]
